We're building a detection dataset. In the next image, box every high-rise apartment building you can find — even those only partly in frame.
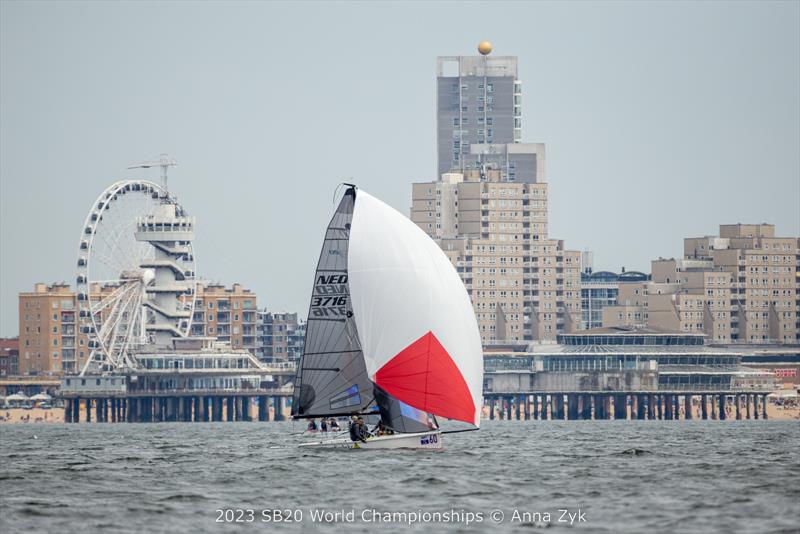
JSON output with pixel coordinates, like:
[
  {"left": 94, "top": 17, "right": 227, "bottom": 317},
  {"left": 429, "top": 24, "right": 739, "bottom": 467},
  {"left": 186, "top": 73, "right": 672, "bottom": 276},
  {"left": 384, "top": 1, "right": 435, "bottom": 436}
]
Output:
[
  {"left": 687, "top": 224, "right": 798, "bottom": 343},
  {"left": 190, "top": 283, "right": 258, "bottom": 352},
  {"left": 603, "top": 224, "right": 799, "bottom": 344},
  {"left": 412, "top": 172, "right": 581, "bottom": 343},
  {"left": 436, "top": 51, "right": 548, "bottom": 183},
  {"left": 413, "top": 46, "right": 582, "bottom": 344},
  {"left": 256, "top": 311, "right": 306, "bottom": 363},
  {"left": 18, "top": 283, "right": 89, "bottom": 375}
]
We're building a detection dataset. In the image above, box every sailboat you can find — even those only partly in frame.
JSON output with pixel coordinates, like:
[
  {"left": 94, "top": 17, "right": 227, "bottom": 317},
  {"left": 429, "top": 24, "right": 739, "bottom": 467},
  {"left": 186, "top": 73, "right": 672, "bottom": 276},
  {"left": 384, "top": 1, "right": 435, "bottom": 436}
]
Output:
[{"left": 291, "top": 185, "right": 483, "bottom": 450}]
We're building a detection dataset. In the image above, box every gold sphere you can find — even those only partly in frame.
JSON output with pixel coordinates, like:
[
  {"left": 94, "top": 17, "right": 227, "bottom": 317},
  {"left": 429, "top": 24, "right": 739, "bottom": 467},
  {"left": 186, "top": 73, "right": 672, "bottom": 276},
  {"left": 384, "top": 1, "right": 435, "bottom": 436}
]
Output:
[{"left": 478, "top": 41, "right": 492, "bottom": 55}]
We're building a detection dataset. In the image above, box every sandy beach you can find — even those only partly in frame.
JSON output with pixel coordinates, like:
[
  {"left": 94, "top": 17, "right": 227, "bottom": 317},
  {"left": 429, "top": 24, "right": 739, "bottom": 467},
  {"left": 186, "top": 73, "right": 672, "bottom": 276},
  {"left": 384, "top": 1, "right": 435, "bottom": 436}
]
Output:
[{"left": 0, "top": 407, "right": 65, "bottom": 424}]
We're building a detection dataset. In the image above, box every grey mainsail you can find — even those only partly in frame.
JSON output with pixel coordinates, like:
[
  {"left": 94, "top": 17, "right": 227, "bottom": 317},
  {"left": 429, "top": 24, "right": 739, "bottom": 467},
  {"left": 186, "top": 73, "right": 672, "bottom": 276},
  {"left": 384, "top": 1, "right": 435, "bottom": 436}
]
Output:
[{"left": 291, "top": 188, "right": 375, "bottom": 418}]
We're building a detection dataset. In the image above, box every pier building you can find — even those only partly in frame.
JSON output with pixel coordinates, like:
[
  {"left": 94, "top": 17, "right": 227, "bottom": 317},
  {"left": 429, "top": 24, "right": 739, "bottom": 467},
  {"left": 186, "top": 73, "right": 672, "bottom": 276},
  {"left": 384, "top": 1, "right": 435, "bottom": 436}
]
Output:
[
  {"left": 482, "top": 327, "right": 777, "bottom": 421},
  {"left": 59, "top": 337, "right": 296, "bottom": 423}
]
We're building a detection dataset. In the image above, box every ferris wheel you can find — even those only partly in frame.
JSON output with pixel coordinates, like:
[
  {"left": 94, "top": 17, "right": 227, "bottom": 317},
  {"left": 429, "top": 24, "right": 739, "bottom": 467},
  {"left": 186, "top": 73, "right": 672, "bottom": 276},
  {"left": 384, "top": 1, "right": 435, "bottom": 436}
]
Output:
[{"left": 76, "top": 179, "right": 197, "bottom": 374}]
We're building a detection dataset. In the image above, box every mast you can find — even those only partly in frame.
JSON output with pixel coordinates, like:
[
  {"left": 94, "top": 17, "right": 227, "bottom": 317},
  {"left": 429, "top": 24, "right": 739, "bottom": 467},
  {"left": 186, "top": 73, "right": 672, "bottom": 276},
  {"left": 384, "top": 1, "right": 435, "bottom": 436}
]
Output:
[{"left": 291, "top": 187, "right": 375, "bottom": 419}]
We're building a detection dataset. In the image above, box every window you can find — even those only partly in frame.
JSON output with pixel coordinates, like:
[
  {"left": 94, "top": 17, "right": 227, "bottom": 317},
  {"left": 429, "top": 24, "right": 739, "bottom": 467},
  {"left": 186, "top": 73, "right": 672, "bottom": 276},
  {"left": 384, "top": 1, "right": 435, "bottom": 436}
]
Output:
[{"left": 453, "top": 118, "right": 459, "bottom": 127}]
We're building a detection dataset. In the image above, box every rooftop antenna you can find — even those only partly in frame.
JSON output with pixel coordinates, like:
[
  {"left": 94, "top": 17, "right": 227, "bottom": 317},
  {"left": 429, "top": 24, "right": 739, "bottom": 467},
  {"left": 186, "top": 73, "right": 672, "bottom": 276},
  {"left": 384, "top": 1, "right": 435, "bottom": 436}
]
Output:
[{"left": 127, "top": 153, "right": 178, "bottom": 192}]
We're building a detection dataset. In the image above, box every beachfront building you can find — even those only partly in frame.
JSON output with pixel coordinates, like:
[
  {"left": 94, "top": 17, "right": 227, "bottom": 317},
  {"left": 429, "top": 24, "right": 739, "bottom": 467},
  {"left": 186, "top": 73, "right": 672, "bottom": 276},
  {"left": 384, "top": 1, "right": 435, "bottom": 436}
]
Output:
[
  {"left": 603, "top": 224, "right": 799, "bottom": 344},
  {"left": 0, "top": 338, "right": 19, "bottom": 376},
  {"left": 482, "top": 326, "right": 776, "bottom": 420},
  {"left": 190, "top": 283, "right": 258, "bottom": 352},
  {"left": 256, "top": 311, "right": 306, "bottom": 363},
  {"left": 411, "top": 46, "right": 582, "bottom": 345},
  {"left": 18, "top": 283, "right": 90, "bottom": 375},
  {"left": 580, "top": 269, "right": 649, "bottom": 330}
]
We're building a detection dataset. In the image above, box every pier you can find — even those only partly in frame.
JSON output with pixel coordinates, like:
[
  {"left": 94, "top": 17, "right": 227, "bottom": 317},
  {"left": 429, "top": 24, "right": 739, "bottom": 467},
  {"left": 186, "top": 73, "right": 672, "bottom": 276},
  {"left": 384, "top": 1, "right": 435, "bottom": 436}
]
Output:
[
  {"left": 482, "top": 328, "right": 778, "bottom": 422},
  {"left": 61, "top": 389, "right": 293, "bottom": 423},
  {"left": 483, "top": 391, "right": 771, "bottom": 421},
  {"left": 58, "top": 338, "right": 296, "bottom": 423}
]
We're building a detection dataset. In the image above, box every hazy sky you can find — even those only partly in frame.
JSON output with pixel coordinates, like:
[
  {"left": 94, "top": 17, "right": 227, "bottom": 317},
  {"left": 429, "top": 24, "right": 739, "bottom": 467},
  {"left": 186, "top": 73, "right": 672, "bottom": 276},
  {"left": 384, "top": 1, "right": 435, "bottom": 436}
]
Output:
[{"left": 1, "top": 1, "right": 798, "bottom": 336}]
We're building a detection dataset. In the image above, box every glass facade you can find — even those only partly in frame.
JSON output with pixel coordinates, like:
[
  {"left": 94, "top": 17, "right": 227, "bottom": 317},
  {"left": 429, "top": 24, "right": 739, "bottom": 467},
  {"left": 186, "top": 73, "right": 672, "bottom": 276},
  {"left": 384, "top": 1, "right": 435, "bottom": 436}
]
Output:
[
  {"left": 580, "top": 270, "right": 649, "bottom": 329},
  {"left": 559, "top": 334, "right": 705, "bottom": 346}
]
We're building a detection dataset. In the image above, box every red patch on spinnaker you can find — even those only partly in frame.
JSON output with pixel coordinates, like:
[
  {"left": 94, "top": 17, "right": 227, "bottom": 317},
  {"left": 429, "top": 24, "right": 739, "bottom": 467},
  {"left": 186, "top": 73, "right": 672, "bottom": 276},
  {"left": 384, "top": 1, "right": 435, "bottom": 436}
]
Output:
[{"left": 374, "top": 331, "right": 475, "bottom": 424}]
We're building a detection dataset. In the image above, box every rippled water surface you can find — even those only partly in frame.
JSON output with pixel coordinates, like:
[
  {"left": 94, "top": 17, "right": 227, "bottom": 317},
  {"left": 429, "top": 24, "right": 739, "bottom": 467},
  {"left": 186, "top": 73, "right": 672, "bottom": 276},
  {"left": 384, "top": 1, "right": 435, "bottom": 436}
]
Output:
[{"left": 1, "top": 420, "right": 798, "bottom": 533}]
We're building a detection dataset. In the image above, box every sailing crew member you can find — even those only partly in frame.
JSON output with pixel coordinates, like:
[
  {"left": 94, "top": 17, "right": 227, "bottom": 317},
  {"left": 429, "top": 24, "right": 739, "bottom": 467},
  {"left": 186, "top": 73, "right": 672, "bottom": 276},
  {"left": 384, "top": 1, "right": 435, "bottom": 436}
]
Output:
[
  {"left": 329, "top": 418, "right": 340, "bottom": 431},
  {"left": 307, "top": 419, "right": 318, "bottom": 432},
  {"left": 320, "top": 418, "right": 328, "bottom": 433},
  {"left": 371, "top": 421, "right": 392, "bottom": 436},
  {"left": 349, "top": 417, "right": 368, "bottom": 443}
]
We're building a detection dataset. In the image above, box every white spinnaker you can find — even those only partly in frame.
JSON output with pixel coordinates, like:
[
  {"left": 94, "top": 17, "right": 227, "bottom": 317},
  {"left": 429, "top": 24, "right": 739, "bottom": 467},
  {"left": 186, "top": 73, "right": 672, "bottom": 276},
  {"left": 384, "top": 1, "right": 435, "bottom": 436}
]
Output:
[{"left": 348, "top": 189, "right": 483, "bottom": 427}]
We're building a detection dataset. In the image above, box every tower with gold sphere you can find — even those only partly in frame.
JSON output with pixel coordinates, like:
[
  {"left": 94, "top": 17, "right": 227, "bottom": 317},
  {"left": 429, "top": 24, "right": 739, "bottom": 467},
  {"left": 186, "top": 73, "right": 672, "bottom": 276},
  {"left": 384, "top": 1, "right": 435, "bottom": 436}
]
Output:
[{"left": 434, "top": 42, "right": 524, "bottom": 180}]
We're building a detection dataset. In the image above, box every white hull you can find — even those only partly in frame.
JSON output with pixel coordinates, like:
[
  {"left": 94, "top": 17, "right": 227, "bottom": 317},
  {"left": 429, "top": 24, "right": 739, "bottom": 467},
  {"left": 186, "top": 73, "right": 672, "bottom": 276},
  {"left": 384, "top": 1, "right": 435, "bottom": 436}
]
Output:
[{"left": 298, "top": 430, "right": 443, "bottom": 450}]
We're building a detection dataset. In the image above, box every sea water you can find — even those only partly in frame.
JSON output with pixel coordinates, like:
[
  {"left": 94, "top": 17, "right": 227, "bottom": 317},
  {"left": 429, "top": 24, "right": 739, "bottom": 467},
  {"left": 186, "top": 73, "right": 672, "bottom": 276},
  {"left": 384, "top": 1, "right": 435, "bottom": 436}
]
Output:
[{"left": 1, "top": 420, "right": 798, "bottom": 533}]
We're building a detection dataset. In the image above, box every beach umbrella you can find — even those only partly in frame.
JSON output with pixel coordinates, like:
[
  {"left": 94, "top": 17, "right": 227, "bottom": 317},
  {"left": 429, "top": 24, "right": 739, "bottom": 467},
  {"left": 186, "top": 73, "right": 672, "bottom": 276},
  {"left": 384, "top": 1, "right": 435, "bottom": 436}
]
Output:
[
  {"left": 30, "top": 393, "right": 52, "bottom": 401},
  {"left": 6, "top": 392, "right": 29, "bottom": 402}
]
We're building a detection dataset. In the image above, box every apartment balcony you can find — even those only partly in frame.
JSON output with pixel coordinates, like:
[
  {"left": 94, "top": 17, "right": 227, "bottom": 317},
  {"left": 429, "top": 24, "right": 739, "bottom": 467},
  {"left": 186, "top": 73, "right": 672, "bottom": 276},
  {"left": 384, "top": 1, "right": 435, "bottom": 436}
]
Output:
[
  {"left": 216, "top": 312, "right": 231, "bottom": 324},
  {"left": 242, "top": 311, "right": 257, "bottom": 323},
  {"left": 60, "top": 312, "right": 75, "bottom": 324},
  {"left": 217, "top": 301, "right": 231, "bottom": 311}
]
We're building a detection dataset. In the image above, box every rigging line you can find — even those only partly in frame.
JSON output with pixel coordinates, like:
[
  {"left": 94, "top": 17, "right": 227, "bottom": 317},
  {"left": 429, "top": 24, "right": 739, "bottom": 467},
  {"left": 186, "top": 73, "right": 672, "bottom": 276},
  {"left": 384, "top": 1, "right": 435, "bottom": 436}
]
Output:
[{"left": 302, "top": 350, "right": 361, "bottom": 356}]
